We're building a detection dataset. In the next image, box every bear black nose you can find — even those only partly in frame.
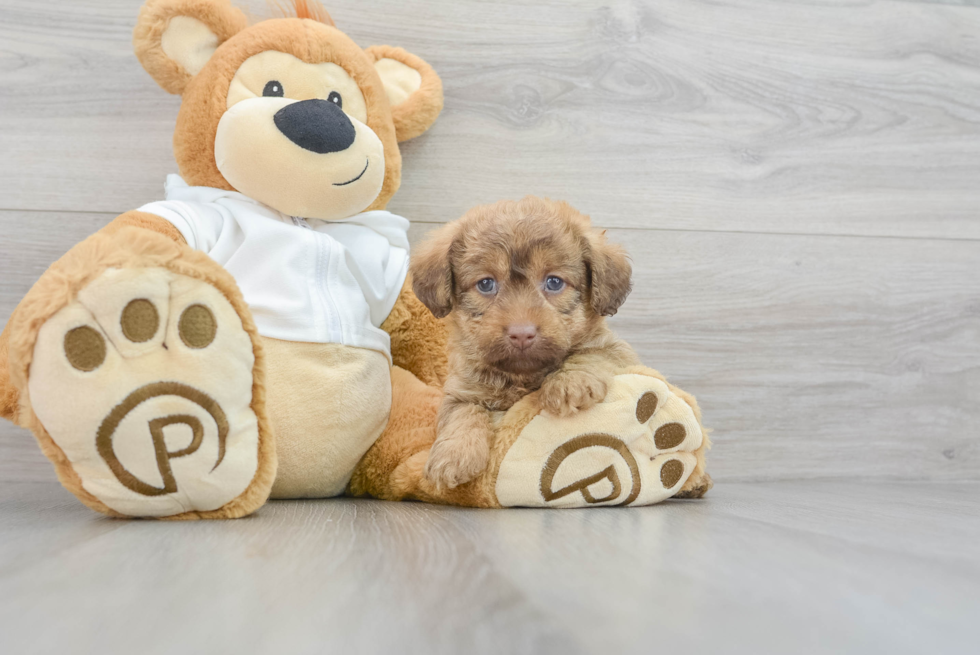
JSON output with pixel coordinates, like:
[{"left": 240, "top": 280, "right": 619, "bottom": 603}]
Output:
[{"left": 273, "top": 99, "right": 356, "bottom": 154}]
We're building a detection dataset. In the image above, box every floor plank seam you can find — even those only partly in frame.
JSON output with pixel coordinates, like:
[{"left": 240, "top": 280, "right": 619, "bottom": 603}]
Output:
[{"left": 4, "top": 209, "right": 980, "bottom": 244}]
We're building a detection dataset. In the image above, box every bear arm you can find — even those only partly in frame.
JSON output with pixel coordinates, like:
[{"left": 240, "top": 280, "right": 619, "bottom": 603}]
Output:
[
  {"left": 0, "top": 211, "right": 185, "bottom": 423},
  {"left": 381, "top": 274, "right": 449, "bottom": 388}
]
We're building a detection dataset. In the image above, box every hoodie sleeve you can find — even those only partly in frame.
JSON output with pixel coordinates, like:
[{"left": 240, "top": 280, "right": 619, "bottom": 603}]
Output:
[{"left": 137, "top": 200, "right": 225, "bottom": 253}]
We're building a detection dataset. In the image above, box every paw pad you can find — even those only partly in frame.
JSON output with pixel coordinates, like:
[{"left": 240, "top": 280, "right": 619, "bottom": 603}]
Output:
[
  {"left": 178, "top": 304, "right": 216, "bottom": 348},
  {"left": 654, "top": 423, "right": 686, "bottom": 450},
  {"left": 29, "top": 267, "right": 261, "bottom": 517},
  {"left": 635, "top": 391, "right": 658, "bottom": 423},
  {"left": 496, "top": 373, "right": 703, "bottom": 508},
  {"left": 120, "top": 299, "right": 159, "bottom": 343},
  {"left": 95, "top": 381, "right": 229, "bottom": 497},
  {"left": 660, "top": 459, "right": 685, "bottom": 488},
  {"left": 539, "top": 434, "right": 641, "bottom": 506},
  {"left": 64, "top": 326, "right": 107, "bottom": 372}
]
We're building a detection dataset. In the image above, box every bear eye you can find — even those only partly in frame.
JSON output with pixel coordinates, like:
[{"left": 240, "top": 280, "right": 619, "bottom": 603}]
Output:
[
  {"left": 327, "top": 91, "right": 343, "bottom": 109},
  {"left": 476, "top": 278, "right": 497, "bottom": 295},
  {"left": 263, "top": 80, "right": 284, "bottom": 97},
  {"left": 545, "top": 276, "right": 565, "bottom": 292}
]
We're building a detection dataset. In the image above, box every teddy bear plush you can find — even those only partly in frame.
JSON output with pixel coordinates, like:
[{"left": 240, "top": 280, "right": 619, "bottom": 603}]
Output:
[{"left": 0, "top": 0, "right": 711, "bottom": 519}]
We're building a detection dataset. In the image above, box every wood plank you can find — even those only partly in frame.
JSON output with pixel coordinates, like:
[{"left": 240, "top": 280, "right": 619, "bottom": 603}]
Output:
[
  {"left": 0, "top": 479, "right": 976, "bottom": 654},
  {"left": 602, "top": 227, "right": 980, "bottom": 483},
  {"left": 2, "top": 210, "right": 978, "bottom": 483},
  {"left": 1, "top": 0, "right": 980, "bottom": 238}
]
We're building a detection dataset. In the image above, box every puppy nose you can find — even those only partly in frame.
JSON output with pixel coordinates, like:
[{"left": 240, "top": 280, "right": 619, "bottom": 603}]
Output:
[{"left": 507, "top": 324, "right": 537, "bottom": 349}]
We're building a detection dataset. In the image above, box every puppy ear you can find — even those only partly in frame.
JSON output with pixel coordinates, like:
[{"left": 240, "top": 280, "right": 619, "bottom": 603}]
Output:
[
  {"left": 365, "top": 46, "right": 444, "bottom": 142},
  {"left": 133, "top": 0, "right": 248, "bottom": 95},
  {"left": 586, "top": 230, "right": 633, "bottom": 316},
  {"left": 411, "top": 224, "right": 457, "bottom": 319}
]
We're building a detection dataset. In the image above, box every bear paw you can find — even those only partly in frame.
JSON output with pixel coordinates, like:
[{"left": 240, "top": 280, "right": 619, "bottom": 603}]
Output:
[
  {"left": 26, "top": 267, "right": 267, "bottom": 518},
  {"left": 495, "top": 373, "right": 704, "bottom": 508}
]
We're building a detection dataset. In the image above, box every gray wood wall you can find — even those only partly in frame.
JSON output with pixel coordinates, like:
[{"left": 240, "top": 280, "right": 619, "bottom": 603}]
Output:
[{"left": 1, "top": 0, "right": 978, "bottom": 484}]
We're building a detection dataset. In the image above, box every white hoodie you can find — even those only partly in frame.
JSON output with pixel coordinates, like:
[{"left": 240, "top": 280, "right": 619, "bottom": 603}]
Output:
[{"left": 139, "top": 175, "right": 408, "bottom": 361}]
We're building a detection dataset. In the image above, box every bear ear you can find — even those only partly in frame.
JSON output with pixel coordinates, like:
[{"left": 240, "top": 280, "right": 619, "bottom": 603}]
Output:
[
  {"left": 366, "top": 46, "right": 444, "bottom": 142},
  {"left": 133, "top": 0, "right": 248, "bottom": 95}
]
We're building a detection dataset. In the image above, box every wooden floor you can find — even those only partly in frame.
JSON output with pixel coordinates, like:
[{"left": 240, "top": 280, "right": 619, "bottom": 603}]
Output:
[
  {"left": 0, "top": 479, "right": 977, "bottom": 654},
  {"left": 1, "top": 0, "right": 979, "bottom": 652}
]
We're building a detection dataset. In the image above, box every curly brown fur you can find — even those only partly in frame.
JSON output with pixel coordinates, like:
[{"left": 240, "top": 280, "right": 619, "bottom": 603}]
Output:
[{"left": 411, "top": 196, "right": 639, "bottom": 488}]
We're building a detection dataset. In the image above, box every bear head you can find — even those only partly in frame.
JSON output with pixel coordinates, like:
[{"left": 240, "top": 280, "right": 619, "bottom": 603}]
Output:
[{"left": 133, "top": 0, "right": 443, "bottom": 219}]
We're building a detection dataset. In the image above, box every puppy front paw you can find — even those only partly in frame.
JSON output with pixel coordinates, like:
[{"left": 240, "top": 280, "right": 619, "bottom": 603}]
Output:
[
  {"left": 424, "top": 430, "right": 490, "bottom": 489},
  {"left": 539, "top": 371, "right": 610, "bottom": 417}
]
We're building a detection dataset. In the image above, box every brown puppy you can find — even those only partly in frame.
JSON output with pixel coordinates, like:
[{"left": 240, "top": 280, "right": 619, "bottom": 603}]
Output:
[{"left": 411, "top": 196, "right": 640, "bottom": 488}]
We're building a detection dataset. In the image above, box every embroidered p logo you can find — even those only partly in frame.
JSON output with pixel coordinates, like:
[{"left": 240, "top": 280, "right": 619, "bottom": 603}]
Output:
[
  {"left": 539, "top": 434, "right": 642, "bottom": 507},
  {"left": 96, "top": 382, "right": 229, "bottom": 496}
]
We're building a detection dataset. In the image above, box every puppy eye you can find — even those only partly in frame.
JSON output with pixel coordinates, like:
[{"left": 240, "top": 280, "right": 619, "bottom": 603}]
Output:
[
  {"left": 263, "top": 81, "right": 284, "bottom": 97},
  {"left": 328, "top": 91, "right": 343, "bottom": 109},
  {"left": 476, "top": 278, "right": 497, "bottom": 294},
  {"left": 545, "top": 276, "right": 565, "bottom": 292}
]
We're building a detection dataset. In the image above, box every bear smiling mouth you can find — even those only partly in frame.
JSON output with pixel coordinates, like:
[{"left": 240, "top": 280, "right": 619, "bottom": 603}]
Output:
[{"left": 333, "top": 157, "right": 370, "bottom": 186}]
